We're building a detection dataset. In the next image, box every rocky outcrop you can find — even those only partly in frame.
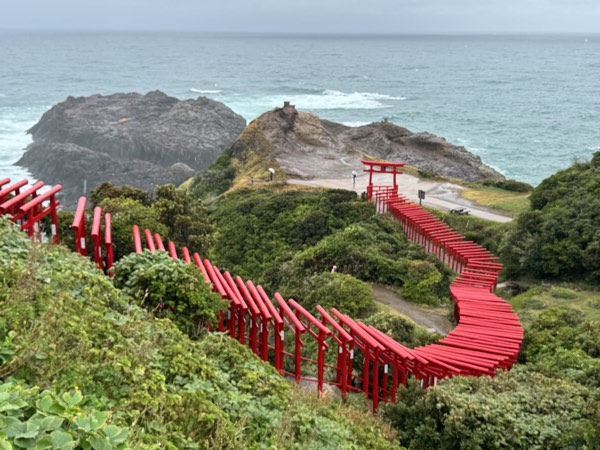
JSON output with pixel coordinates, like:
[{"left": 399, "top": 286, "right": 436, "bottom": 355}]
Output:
[
  {"left": 229, "top": 104, "right": 503, "bottom": 182},
  {"left": 17, "top": 91, "right": 245, "bottom": 208}
]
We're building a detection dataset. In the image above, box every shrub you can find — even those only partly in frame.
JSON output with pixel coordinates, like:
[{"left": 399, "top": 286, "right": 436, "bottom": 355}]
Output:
[
  {"left": 401, "top": 260, "right": 444, "bottom": 306},
  {"left": 98, "top": 197, "right": 168, "bottom": 260},
  {"left": 90, "top": 182, "right": 151, "bottom": 208},
  {"left": 382, "top": 369, "right": 600, "bottom": 449},
  {"left": 113, "top": 250, "right": 227, "bottom": 337},
  {"left": 289, "top": 272, "right": 377, "bottom": 318},
  {"left": 501, "top": 151, "right": 600, "bottom": 280},
  {"left": 482, "top": 178, "right": 533, "bottom": 193}
]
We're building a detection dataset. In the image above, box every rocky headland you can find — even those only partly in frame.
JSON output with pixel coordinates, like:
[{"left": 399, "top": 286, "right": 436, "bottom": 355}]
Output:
[
  {"left": 225, "top": 103, "right": 504, "bottom": 183},
  {"left": 17, "top": 91, "right": 246, "bottom": 208}
]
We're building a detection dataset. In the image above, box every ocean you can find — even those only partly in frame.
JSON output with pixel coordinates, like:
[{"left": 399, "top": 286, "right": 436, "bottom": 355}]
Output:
[{"left": 1, "top": 31, "right": 599, "bottom": 186}]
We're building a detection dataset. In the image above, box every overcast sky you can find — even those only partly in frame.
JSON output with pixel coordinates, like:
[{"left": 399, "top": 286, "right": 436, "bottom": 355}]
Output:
[{"left": 2, "top": 0, "right": 600, "bottom": 33}]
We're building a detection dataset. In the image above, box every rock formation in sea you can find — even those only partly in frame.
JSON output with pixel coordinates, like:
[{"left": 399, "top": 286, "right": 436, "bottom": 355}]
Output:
[
  {"left": 228, "top": 102, "right": 504, "bottom": 182},
  {"left": 17, "top": 91, "right": 246, "bottom": 208}
]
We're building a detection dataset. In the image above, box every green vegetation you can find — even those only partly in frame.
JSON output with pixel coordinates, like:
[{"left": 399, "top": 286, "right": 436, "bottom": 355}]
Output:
[
  {"left": 88, "top": 183, "right": 213, "bottom": 261},
  {"left": 191, "top": 151, "right": 237, "bottom": 200},
  {"left": 460, "top": 184, "right": 530, "bottom": 216},
  {"left": 0, "top": 218, "right": 403, "bottom": 449},
  {"left": 6, "top": 144, "right": 600, "bottom": 448},
  {"left": 379, "top": 301, "right": 600, "bottom": 449},
  {"left": 210, "top": 188, "right": 451, "bottom": 307},
  {"left": 519, "top": 308, "right": 600, "bottom": 388},
  {"left": 429, "top": 209, "right": 510, "bottom": 256},
  {"left": 0, "top": 382, "right": 129, "bottom": 450},
  {"left": 383, "top": 369, "right": 599, "bottom": 449},
  {"left": 501, "top": 151, "right": 600, "bottom": 280},
  {"left": 113, "top": 251, "right": 228, "bottom": 338},
  {"left": 481, "top": 178, "right": 534, "bottom": 193},
  {"left": 504, "top": 283, "right": 600, "bottom": 323}
]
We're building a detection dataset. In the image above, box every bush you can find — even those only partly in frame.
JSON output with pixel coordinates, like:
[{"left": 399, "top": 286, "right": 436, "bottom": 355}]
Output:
[
  {"left": 90, "top": 182, "right": 151, "bottom": 208},
  {"left": 287, "top": 272, "right": 377, "bottom": 318},
  {"left": 401, "top": 260, "right": 444, "bottom": 306},
  {"left": 501, "top": 151, "right": 600, "bottom": 280},
  {"left": 482, "top": 178, "right": 533, "bottom": 193},
  {"left": 113, "top": 250, "right": 227, "bottom": 337},
  {"left": 98, "top": 197, "right": 168, "bottom": 260},
  {"left": 153, "top": 184, "right": 213, "bottom": 256},
  {"left": 382, "top": 369, "right": 600, "bottom": 449}
]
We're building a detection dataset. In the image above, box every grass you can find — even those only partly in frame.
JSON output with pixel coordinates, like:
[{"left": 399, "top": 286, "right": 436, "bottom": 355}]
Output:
[
  {"left": 499, "top": 283, "right": 600, "bottom": 323},
  {"left": 460, "top": 184, "right": 530, "bottom": 216}
]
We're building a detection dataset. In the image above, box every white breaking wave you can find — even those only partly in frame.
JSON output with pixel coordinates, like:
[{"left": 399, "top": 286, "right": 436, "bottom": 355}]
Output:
[
  {"left": 190, "top": 88, "right": 222, "bottom": 94},
  {"left": 342, "top": 121, "right": 372, "bottom": 127},
  {"left": 263, "top": 89, "right": 406, "bottom": 110}
]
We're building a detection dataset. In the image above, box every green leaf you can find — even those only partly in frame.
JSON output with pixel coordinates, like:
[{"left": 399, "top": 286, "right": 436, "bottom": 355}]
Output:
[
  {"left": 86, "top": 435, "right": 111, "bottom": 450},
  {"left": 0, "top": 436, "right": 12, "bottom": 450},
  {"left": 50, "top": 430, "right": 74, "bottom": 450},
  {"left": 88, "top": 412, "right": 108, "bottom": 432},
  {"left": 35, "top": 435, "right": 52, "bottom": 448},
  {"left": 102, "top": 426, "right": 128, "bottom": 445},
  {"left": 61, "top": 391, "right": 82, "bottom": 408},
  {"left": 15, "top": 420, "right": 40, "bottom": 439},
  {"left": 13, "top": 437, "right": 35, "bottom": 449},
  {"left": 35, "top": 396, "right": 54, "bottom": 414},
  {"left": 39, "top": 417, "right": 64, "bottom": 432},
  {"left": 74, "top": 412, "right": 108, "bottom": 433}
]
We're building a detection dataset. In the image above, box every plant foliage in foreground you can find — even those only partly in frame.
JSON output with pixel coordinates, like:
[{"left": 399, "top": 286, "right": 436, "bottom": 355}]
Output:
[{"left": 0, "top": 218, "right": 402, "bottom": 449}]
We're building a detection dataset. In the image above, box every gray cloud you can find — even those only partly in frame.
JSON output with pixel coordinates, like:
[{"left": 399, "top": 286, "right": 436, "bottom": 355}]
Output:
[{"left": 1, "top": 0, "right": 599, "bottom": 32}]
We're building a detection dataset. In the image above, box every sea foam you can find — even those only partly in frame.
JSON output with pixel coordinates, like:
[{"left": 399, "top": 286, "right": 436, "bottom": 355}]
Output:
[
  {"left": 259, "top": 89, "right": 406, "bottom": 111},
  {"left": 190, "top": 88, "right": 222, "bottom": 95}
]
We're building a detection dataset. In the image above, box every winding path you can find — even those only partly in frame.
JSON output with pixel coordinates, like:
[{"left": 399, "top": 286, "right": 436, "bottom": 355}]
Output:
[{"left": 371, "top": 283, "right": 453, "bottom": 336}]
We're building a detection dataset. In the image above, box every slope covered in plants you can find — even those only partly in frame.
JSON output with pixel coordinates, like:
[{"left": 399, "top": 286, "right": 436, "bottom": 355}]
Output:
[{"left": 0, "top": 218, "right": 402, "bottom": 449}]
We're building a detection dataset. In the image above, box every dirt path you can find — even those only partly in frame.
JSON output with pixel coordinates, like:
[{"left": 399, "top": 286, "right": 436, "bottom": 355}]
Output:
[
  {"left": 371, "top": 283, "right": 453, "bottom": 336},
  {"left": 288, "top": 171, "right": 512, "bottom": 223}
]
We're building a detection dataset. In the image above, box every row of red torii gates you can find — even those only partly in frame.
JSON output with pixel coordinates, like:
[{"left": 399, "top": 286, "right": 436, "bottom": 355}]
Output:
[{"left": 0, "top": 161, "right": 522, "bottom": 413}]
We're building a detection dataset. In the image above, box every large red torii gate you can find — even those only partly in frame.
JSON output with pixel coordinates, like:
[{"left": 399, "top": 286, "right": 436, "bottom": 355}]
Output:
[{"left": 361, "top": 159, "right": 406, "bottom": 201}]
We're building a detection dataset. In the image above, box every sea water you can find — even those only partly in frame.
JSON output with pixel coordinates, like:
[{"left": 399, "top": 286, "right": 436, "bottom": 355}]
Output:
[{"left": 0, "top": 31, "right": 599, "bottom": 185}]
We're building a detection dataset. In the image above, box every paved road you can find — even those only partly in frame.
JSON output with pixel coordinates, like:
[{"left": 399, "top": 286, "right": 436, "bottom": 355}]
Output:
[{"left": 288, "top": 171, "right": 513, "bottom": 223}]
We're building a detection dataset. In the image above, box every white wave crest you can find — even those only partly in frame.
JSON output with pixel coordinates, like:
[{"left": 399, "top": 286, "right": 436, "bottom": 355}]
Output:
[
  {"left": 342, "top": 121, "right": 371, "bottom": 127},
  {"left": 264, "top": 90, "right": 405, "bottom": 110},
  {"left": 190, "top": 88, "right": 222, "bottom": 95}
]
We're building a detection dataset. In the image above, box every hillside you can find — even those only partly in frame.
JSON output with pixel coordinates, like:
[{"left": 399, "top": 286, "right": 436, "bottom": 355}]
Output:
[
  {"left": 0, "top": 217, "right": 402, "bottom": 449},
  {"left": 501, "top": 150, "right": 600, "bottom": 280}
]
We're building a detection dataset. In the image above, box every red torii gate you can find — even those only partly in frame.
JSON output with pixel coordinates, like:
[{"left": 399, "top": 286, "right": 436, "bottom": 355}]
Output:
[{"left": 361, "top": 159, "right": 406, "bottom": 201}]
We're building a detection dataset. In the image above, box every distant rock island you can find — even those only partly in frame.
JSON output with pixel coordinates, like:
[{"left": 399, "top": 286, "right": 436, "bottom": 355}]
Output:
[
  {"left": 17, "top": 91, "right": 246, "bottom": 208},
  {"left": 225, "top": 102, "right": 504, "bottom": 183}
]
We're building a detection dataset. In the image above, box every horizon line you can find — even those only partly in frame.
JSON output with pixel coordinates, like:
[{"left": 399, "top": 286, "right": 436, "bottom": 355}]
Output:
[{"left": 1, "top": 28, "right": 599, "bottom": 36}]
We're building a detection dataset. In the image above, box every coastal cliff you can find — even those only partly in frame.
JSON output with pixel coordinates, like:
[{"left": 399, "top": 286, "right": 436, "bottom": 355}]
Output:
[
  {"left": 231, "top": 103, "right": 503, "bottom": 181},
  {"left": 17, "top": 91, "right": 246, "bottom": 208}
]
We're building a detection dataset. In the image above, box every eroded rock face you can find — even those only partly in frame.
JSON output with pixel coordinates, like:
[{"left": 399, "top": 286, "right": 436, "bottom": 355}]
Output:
[
  {"left": 17, "top": 91, "right": 245, "bottom": 208},
  {"left": 230, "top": 104, "right": 504, "bottom": 182}
]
